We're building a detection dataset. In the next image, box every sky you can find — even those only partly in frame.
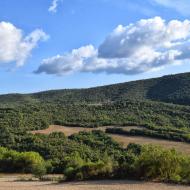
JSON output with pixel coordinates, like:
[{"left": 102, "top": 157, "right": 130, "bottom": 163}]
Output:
[{"left": 0, "top": 0, "right": 190, "bottom": 94}]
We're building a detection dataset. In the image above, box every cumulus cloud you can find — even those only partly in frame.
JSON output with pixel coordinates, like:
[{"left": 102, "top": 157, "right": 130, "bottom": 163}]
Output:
[
  {"left": 48, "top": 0, "right": 60, "bottom": 13},
  {"left": 153, "top": 0, "right": 190, "bottom": 16},
  {"left": 35, "top": 45, "right": 97, "bottom": 74},
  {"left": 35, "top": 17, "right": 190, "bottom": 75},
  {"left": 0, "top": 21, "right": 48, "bottom": 67}
]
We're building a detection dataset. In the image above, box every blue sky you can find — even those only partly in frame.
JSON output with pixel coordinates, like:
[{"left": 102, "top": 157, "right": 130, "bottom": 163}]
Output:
[{"left": 0, "top": 0, "right": 190, "bottom": 94}]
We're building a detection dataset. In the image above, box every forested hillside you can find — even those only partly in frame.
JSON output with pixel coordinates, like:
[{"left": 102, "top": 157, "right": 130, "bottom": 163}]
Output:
[
  {"left": 0, "top": 72, "right": 190, "bottom": 106},
  {"left": 0, "top": 72, "right": 190, "bottom": 146},
  {"left": 0, "top": 72, "right": 190, "bottom": 149},
  {"left": 0, "top": 72, "right": 190, "bottom": 183}
]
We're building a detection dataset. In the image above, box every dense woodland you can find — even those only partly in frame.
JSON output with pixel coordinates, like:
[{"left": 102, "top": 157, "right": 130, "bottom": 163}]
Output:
[{"left": 0, "top": 72, "right": 190, "bottom": 183}]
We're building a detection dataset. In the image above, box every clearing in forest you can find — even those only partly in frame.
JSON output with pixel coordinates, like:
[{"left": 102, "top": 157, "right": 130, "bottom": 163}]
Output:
[{"left": 31, "top": 125, "right": 190, "bottom": 154}]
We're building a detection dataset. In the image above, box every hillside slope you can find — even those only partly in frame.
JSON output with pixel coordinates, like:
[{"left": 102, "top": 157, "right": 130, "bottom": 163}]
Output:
[{"left": 0, "top": 72, "right": 190, "bottom": 105}]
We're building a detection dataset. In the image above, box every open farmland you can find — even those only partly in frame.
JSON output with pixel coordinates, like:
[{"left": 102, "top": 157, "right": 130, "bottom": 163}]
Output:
[
  {"left": 31, "top": 125, "right": 143, "bottom": 135},
  {"left": 32, "top": 125, "right": 190, "bottom": 154}
]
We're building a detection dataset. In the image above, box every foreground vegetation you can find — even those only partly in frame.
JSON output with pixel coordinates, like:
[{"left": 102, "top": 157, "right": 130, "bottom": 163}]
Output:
[{"left": 0, "top": 131, "right": 190, "bottom": 184}]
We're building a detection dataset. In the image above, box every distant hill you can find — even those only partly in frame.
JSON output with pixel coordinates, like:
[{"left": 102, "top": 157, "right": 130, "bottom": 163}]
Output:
[{"left": 0, "top": 72, "right": 190, "bottom": 106}]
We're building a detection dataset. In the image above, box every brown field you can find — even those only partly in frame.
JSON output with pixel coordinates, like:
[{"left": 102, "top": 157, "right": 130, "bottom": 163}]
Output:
[
  {"left": 31, "top": 125, "right": 190, "bottom": 154},
  {"left": 0, "top": 175, "right": 190, "bottom": 190},
  {"left": 31, "top": 125, "right": 142, "bottom": 136}
]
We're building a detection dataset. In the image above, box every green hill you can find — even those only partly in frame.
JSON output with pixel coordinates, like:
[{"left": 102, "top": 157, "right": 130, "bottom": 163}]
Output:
[
  {"left": 1, "top": 72, "right": 190, "bottom": 106},
  {"left": 0, "top": 72, "right": 190, "bottom": 145}
]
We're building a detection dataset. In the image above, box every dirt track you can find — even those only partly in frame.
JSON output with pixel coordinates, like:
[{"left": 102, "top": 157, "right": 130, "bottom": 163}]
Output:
[{"left": 0, "top": 175, "right": 190, "bottom": 190}]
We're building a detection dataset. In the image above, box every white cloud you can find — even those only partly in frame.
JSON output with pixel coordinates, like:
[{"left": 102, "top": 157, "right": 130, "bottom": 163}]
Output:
[
  {"left": 98, "top": 17, "right": 190, "bottom": 58},
  {"left": 0, "top": 21, "right": 49, "bottom": 67},
  {"left": 35, "top": 17, "right": 190, "bottom": 75},
  {"left": 48, "top": 0, "right": 60, "bottom": 13},
  {"left": 153, "top": 0, "right": 190, "bottom": 16},
  {"left": 35, "top": 45, "right": 97, "bottom": 74}
]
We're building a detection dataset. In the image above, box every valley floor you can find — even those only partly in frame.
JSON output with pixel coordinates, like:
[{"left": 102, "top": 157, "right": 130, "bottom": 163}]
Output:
[{"left": 0, "top": 175, "right": 190, "bottom": 190}]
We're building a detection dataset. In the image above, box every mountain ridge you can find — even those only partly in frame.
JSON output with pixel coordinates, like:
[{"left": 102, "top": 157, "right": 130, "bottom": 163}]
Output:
[{"left": 1, "top": 72, "right": 190, "bottom": 106}]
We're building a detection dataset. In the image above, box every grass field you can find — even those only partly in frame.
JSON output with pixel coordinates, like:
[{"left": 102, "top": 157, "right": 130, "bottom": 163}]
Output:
[
  {"left": 0, "top": 175, "right": 190, "bottom": 190},
  {"left": 31, "top": 125, "right": 143, "bottom": 136},
  {"left": 31, "top": 125, "right": 190, "bottom": 154}
]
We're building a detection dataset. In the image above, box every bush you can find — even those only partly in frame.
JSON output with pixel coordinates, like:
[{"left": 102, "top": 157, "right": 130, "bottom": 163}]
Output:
[
  {"left": 32, "top": 164, "right": 47, "bottom": 179},
  {"left": 0, "top": 147, "right": 46, "bottom": 175},
  {"left": 135, "top": 145, "right": 183, "bottom": 181}
]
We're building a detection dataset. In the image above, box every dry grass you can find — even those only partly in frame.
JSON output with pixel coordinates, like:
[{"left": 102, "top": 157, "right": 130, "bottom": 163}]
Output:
[
  {"left": 111, "top": 134, "right": 190, "bottom": 154},
  {"left": 31, "top": 125, "right": 190, "bottom": 154},
  {"left": 0, "top": 175, "right": 190, "bottom": 190},
  {"left": 31, "top": 125, "right": 105, "bottom": 136},
  {"left": 31, "top": 125, "right": 142, "bottom": 136}
]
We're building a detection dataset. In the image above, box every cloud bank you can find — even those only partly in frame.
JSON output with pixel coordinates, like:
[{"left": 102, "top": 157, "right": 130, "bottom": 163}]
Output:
[
  {"left": 0, "top": 21, "right": 48, "bottom": 67},
  {"left": 35, "top": 17, "right": 190, "bottom": 75}
]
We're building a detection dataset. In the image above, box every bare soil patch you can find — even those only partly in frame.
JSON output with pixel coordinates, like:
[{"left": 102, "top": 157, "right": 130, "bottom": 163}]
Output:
[{"left": 0, "top": 175, "right": 190, "bottom": 190}]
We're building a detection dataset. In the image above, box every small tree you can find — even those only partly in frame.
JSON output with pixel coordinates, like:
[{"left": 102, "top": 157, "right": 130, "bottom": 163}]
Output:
[{"left": 32, "top": 163, "right": 47, "bottom": 180}]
